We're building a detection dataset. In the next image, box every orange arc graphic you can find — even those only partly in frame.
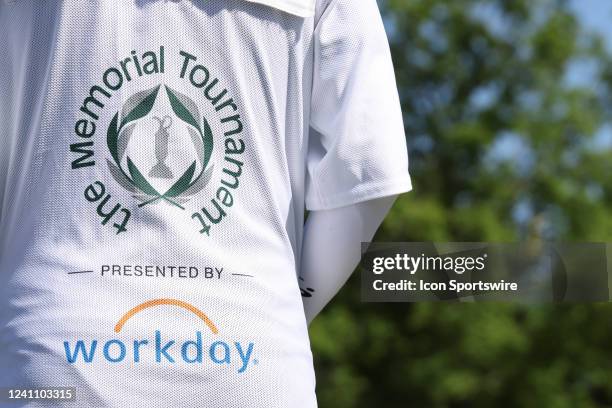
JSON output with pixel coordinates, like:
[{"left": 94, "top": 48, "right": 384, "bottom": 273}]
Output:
[{"left": 114, "top": 298, "right": 219, "bottom": 335}]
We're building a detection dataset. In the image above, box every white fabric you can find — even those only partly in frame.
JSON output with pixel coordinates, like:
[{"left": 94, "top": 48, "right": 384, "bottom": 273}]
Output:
[
  {"left": 0, "top": 0, "right": 411, "bottom": 407},
  {"left": 244, "top": 0, "right": 316, "bottom": 17},
  {"left": 307, "top": 0, "right": 412, "bottom": 210}
]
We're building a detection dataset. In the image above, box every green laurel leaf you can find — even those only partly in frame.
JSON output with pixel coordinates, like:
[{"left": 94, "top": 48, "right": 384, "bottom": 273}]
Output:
[
  {"left": 121, "top": 85, "right": 161, "bottom": 128},
  {"left": 165, "top": 86, "right": 202, "bottom": 134},
  {"left": 165, "top": 85, "right": 214, "bottom": 193},
  {"left": 164, "top": 161, "right": 197, "bottom": 198},
  {"left": 107, "top": 113, "right": 121, "bottom": 164},
  {"left": 201, "top": 117, "right": 214, "bottom": 171},
  {"left": 181, "top": 164, "right": 214, "bottom": 197},
  {"left": 187, "top": 127, "right": 205, "bottom": 165},
  {"left": 106, "top": 159, "right": 137, "bottom": 193},
  {"left": 117, "top": 122, "right": 137, "bottom": 161},
  {"left": 127, "top": 157, "right": 160, "bottom": 197}
]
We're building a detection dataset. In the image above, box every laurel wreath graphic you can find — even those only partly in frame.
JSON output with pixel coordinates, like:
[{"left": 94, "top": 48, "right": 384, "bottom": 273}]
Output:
[{"left": 106, "top": 85, "right": 214, "bottom": 210}]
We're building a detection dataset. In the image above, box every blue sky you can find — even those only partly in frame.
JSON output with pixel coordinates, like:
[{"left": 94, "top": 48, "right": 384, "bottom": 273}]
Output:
[
  {"left": 571, "top": 0, "right": 612, "bottom": 149},
  {"left": 571, "top": 0, "right": 612, "bottom": 47}
]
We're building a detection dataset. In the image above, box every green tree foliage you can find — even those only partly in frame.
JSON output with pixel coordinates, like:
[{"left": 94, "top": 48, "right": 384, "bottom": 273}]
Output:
[{"left": 310, "top": 1, "right": 612, "bottom": 406}]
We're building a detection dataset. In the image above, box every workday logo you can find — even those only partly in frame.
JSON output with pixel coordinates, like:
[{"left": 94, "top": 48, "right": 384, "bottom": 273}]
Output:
[{"left": 63, "top": 298, "right": 257, "bottom": 373}]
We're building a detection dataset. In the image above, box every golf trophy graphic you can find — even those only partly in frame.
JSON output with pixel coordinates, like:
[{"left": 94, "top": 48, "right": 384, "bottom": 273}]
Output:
[
  {"left": 149, "top": 115, "right": 173, "bottom": 179},
  {"left": 106, "top": 85, "right": 214, "bottom": 210}
]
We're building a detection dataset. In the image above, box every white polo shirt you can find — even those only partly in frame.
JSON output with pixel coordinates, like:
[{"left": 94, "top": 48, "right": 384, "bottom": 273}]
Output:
[{"left": 0, "top": 0, "right": 411, "bottom": 407}]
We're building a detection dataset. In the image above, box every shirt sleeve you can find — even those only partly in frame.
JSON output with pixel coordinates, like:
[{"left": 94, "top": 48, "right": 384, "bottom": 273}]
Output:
[{"left": 306, "top": 0, "right": 412, "bottom": 211}]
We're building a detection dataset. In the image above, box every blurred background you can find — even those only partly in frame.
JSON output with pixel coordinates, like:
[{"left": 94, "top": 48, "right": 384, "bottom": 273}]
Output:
[{"left": 309, "top": 0, "right": 612, "bottom": 406}]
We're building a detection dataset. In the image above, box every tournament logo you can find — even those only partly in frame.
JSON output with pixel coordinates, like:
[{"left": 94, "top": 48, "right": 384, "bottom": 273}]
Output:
[
  {"left": 68, "top": 47, "right": 246, "bottom": 236},
  {"left": 106, "top": 85, "right": 214, "bottom": 210}
]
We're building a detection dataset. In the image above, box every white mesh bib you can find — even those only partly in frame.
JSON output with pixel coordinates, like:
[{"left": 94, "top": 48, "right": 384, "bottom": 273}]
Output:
[{"left": 0, "top": 1, "right": 411, "bottom": 407}]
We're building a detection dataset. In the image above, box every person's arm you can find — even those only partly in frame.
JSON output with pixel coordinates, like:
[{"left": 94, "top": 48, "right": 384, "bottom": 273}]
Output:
[
  {"left": 299, "top": 195, "right": 398, "bottom": 323},
  {"left": 300, "top": 0, "right": 412, "bottom": 323}
]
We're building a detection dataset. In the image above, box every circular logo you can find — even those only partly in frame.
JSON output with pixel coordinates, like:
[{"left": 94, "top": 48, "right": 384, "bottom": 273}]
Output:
[
  {"left": 69, "top": 47, "right": 246, "bottom": 236},
  {"left": 106, "top": 85, "right": 214, "bottom": 210}
]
